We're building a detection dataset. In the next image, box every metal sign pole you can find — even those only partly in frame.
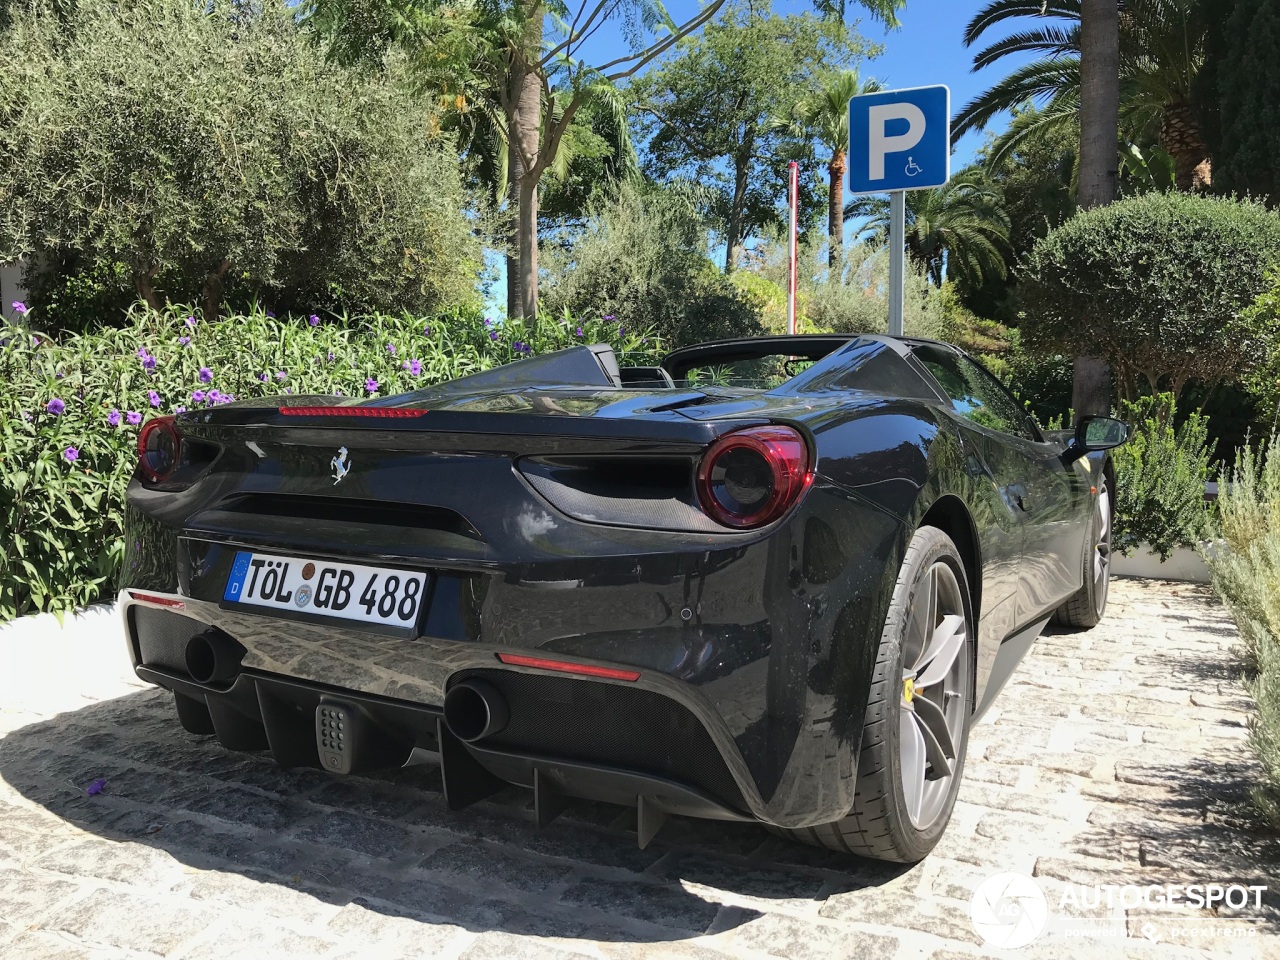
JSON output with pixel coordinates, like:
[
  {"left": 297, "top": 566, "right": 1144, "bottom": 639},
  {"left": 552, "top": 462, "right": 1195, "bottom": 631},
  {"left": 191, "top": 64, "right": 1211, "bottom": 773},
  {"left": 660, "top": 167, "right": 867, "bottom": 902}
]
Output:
[
  {"left": 888, "top": 190, "right": 905, "bottom": 337},
  {"left": 787, "top": 161, "right": 799, "bottom": 336}
]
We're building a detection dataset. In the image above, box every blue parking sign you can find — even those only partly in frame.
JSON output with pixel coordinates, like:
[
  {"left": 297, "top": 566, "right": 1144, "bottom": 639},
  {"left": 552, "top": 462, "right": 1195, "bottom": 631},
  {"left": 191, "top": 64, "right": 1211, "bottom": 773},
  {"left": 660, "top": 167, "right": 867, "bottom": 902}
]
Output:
[{"left": 848, "top": 85, "right": 951, "bottom": 194}]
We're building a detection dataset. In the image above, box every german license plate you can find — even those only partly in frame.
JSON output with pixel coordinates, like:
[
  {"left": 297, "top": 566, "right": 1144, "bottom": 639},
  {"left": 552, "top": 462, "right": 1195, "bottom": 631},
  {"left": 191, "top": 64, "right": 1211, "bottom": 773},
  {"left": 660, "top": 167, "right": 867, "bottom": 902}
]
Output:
[{"left": 223, "top": 551, "right": 428, "bottom": 627}]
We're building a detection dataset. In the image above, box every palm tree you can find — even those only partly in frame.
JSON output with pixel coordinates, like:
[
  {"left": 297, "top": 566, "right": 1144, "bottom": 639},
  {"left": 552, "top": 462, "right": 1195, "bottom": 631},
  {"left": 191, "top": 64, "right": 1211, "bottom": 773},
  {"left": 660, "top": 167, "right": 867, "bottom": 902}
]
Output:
[
  {"left": 774, "top": 71, "right": 882, "bottom": 268},
  {"left": 846, "top": 171, "right": 1011, "bottom": 288},
  {"left": 954, "top": 0, "right": 1213, "bottom": 192}
]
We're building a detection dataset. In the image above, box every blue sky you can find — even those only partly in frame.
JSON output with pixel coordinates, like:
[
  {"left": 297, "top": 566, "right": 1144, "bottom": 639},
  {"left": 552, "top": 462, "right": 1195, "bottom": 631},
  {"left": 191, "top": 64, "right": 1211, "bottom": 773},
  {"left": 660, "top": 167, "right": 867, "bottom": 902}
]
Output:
[{"left": 486, "top": 0, "right": 1037, "bottom": 309}]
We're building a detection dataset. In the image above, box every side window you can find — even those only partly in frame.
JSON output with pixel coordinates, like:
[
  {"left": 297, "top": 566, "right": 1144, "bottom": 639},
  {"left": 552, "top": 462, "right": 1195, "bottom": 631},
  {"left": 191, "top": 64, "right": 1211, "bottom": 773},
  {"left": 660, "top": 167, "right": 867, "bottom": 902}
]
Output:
[{"left": 912, "top": 345, "right": 1040, "bottom": 442}]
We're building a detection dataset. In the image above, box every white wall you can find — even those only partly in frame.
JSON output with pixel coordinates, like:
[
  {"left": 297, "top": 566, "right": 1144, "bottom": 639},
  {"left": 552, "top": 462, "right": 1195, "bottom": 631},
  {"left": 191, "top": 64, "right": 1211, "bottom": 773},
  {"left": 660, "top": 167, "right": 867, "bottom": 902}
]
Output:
[{"left": 0, "top": 260, "right": 29, "bottom": 323}]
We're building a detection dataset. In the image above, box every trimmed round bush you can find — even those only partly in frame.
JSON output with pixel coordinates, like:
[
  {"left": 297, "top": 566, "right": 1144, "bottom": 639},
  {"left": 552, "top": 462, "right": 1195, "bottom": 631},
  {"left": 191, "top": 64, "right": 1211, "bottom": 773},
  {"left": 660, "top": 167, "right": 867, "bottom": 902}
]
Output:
[{"left": 1019, "top": 192, "right": 1280, "bottom": 401}]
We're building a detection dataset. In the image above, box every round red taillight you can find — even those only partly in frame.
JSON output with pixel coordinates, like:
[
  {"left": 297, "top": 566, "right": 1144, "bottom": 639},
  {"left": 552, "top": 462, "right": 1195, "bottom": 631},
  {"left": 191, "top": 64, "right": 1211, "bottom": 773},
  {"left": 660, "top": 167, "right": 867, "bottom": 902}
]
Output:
[
  {"left": 137, "top": 416, "right": 181, "bottom": 483},
  {"left": 696, "top": 425, "right": 812, "bottom": 529}
]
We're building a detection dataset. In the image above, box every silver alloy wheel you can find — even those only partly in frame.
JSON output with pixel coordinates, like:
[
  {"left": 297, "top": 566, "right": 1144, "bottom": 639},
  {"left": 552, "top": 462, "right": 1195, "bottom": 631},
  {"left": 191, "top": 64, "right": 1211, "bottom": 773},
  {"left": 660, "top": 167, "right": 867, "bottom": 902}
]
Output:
[
  {"left": 899, "top": 560, "right": 971, "bottom": 830},
  {"left": 1094, "top": 480, "right": 1112, "bottom": 615}
]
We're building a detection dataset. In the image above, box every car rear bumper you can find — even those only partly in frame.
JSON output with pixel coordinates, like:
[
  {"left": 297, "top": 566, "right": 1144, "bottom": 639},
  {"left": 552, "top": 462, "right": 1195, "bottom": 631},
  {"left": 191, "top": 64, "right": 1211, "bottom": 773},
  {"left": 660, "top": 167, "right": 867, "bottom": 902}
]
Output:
[{"left": 120, "top": 479, "right": 908, "bottom": 830}]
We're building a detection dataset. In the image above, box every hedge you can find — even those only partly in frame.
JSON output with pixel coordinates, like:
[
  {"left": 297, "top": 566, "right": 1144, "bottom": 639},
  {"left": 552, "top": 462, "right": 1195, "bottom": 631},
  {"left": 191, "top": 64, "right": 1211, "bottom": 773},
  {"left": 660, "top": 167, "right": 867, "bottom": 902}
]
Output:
[{"left": 1, "top": 305, "right": 659, "bottom": 619}]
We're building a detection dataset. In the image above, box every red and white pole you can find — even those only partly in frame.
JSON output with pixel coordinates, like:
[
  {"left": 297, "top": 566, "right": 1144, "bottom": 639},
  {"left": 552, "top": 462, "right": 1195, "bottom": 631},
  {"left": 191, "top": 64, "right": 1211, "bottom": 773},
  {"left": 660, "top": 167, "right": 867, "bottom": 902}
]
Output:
[{"left": 787, "top": 161, "right": 799, "bottom": 336}]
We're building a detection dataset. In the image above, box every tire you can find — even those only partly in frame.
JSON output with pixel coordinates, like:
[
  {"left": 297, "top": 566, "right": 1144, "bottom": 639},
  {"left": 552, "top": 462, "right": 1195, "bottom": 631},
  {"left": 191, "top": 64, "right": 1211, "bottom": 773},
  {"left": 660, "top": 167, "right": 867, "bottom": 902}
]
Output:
[
  {"left": 1053, "top": 472, "right": 1112, "bottom": 629},
  {"left": 777, "top": 525, "right": 976, "bottom": 862}
]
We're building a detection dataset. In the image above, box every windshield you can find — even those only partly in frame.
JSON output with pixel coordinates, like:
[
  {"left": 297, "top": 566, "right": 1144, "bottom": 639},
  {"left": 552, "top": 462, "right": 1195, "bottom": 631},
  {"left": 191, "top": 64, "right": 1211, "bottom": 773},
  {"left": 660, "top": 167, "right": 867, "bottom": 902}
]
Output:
[{"left": 678, "top": 356, "right": 819, "bottom": 390}]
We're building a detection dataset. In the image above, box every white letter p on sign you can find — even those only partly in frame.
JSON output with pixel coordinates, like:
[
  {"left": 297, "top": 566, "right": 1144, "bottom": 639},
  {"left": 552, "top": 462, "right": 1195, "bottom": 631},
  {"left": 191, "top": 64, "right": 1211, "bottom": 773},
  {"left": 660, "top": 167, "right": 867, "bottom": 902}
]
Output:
[{"left": 868, "top": 103, "right": 926, "bottom": 181}]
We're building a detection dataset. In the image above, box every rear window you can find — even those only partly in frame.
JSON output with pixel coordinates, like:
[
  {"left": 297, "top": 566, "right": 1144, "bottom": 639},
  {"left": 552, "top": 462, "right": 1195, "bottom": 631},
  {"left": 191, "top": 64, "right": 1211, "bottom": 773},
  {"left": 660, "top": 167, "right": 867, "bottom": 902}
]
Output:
[{"left": 679, "top": 356, "right": 818, "bottom": 390}]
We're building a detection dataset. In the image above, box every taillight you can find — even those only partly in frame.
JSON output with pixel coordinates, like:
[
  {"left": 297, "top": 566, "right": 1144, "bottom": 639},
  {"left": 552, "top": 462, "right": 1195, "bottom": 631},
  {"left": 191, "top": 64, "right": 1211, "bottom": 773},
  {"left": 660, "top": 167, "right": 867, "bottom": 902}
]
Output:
[
  {"left": 137, "top": 416, "right": 181, "bottom": 483},
  {"left": 696, "top": 425, "right": 812, "bottom": 529}
]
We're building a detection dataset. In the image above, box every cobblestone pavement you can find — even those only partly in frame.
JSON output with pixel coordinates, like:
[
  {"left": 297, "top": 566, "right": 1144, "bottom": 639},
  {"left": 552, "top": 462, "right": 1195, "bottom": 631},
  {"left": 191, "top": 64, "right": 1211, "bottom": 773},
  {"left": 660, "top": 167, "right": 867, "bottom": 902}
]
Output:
[{"left": 1, "top": 579, "right": 1278, "bottom": 960}]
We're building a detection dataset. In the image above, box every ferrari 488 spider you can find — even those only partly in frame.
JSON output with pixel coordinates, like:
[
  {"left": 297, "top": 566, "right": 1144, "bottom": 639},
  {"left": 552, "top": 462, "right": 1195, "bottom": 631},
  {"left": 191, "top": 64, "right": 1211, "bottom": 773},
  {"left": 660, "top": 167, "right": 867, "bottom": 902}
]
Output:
[{"left": 120, "top": 334, "right": 1127, "bottom": 862}]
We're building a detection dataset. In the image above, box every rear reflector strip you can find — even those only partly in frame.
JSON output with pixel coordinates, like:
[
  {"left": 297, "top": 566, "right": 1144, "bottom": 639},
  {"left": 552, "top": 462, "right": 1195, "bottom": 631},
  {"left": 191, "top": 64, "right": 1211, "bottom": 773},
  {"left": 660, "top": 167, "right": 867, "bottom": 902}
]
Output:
[
  {"left": 127, "top": 591, "right": 185, "bottom": 610},
  {"left": 278, "top": 407, "right": 427, "bottom": 418},
  {"left": 496, "top": 653, "right": 641, "bottom": 682}
]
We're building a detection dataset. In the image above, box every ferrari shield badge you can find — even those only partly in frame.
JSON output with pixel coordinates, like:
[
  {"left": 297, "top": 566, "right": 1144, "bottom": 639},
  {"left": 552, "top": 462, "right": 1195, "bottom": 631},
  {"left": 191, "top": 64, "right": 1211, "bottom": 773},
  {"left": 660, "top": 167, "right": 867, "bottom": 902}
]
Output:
[{"left": 330, "top": 446, "right": 351, "bottom": 485}]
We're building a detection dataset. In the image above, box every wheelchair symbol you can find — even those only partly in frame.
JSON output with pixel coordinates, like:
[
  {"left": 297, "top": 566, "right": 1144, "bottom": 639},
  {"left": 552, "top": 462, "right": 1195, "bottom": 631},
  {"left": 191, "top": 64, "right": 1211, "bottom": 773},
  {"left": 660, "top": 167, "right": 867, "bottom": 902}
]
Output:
[{"left": 905, "top": 157, "right": 923, "bottom": 177}]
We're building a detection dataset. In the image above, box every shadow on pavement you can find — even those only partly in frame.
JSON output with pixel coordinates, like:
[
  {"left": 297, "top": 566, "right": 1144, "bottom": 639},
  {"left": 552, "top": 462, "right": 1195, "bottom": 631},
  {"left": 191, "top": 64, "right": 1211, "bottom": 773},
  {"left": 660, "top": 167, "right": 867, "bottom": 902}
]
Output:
[{"left": 0, "top": 687, "right": 908, "bottom": 944}]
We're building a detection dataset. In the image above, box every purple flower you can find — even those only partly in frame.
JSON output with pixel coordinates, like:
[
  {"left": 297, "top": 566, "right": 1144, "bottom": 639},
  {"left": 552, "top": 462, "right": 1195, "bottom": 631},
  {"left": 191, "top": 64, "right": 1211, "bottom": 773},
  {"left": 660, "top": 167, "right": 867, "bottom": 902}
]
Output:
[
  {"left": 63, "top": 446, "right": 79, "bottom": 463},
  {"left": 404, "top": 359, "right": 422, "bottom": 376},
  {"left": 54, "top": 371, "right": 64, "bottom": 379},
  {"left": 575, "top": 326, "right": 584, "bottom": 337},
  {"left": 603, "top": 314, "right": 616, "bottom": 321},
  {"left": 484, "top": 318, "right": 494, "bottom": 327},
  {"left": 11, "top": 301, "right": 28, "bottom": 315},
  {"left": 198, "top": 367, "right": 212, "bottom": 383},
  {"left": 489, "top": 331, "right": 499, "bottom": 341},
  {"left": 185, "top": 316, "right": 197, "bottom": 328},
  {"left": 335, "top": 390, "right": 344, "bottom": 396},
  {"left": 257, "top": 372, "right": 269, "bottom": 382},
  {"left": 21, "top": 411, "right": 31, "bottom": 421},
  {"left": 107, "top": 409, "right": 121, "bottom": 427},
  {"left": 276, "top": 370, "right": 286, "bottom": 381},
  {"left": 143, "top": 355, "right": 156, "bottom": 372},
  {"left": 207, "top": 390, "right": 223, "bottom": 403},
  {"left": 173, "top": 406, "right": 186, "bottom": 415},
  {"left": 46, "top": 398, "right": 65, "bottom": 415},
  {"left": 365, "top": 377, "right": 378, "bottom": 393},
  {"left": 190, "top": 390, "right": 206, "bottom": 404},
  {"left": 619, "top": 326, "right": 626, "bottom": 336},
  {"left": 126, "top": 411, "right": 142, "bottom": 425},
  {"left": 148, "top": 390, "right": 162, "bottom": 408},
  {"left": 178, "top": 336, "right": 190, "bottom": 346},
  {"left": 423, "top": 325, "right": 431, "bottom": 335},
  {"left": 386, "top": 343, "right": 396, "bottom": 355},
  {"left": 514, "top": 342, "right": 531, "bottom": 355},
  {"left": 266, "top": 310, "right": 276, "bottom": 318},
  {"left": 308, "top": 314, "right": 320, "bottom": 327},
  {"left": 327, "top": 351, "right": 335, "bottom": 361}
]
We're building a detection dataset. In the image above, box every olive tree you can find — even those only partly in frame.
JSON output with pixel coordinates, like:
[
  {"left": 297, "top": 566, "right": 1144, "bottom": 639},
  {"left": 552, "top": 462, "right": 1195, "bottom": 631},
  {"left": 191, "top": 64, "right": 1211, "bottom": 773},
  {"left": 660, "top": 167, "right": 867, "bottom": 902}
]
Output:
[{"left": 1019, "top": 192, "right": 1280, "bottom": 404}]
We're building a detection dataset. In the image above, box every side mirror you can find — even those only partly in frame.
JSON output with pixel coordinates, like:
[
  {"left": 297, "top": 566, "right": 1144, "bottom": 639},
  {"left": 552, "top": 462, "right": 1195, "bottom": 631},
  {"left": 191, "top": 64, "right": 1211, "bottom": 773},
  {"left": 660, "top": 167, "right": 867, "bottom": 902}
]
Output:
[{"left": 1065, "top": 416, "right": 1129, "bottom": 459}]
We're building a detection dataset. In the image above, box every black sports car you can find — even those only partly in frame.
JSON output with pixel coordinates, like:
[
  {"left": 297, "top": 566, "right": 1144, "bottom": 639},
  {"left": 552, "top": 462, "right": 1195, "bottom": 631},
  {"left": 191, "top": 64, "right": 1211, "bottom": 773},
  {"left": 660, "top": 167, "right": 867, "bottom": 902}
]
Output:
[{"left": 120, "top": 334, "right": 1128, "bottom": 862}]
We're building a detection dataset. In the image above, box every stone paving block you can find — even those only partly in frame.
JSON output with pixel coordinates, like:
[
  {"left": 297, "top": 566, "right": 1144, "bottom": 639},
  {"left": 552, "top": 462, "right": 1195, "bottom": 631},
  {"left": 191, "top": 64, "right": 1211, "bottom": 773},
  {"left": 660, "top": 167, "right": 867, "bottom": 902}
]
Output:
[
  {"left": 457, "top": 930, "right": 599, "bottom": 960},
  {"left": 559, "top": 879, "right": 722, "bottom": 933},
  {"left": 721, "top": 909, "right": 899, "bottom": 960},
  {"left": 0, "top": 868, "right": 80, "bottom": 926},
  {"left": 39, "top": 888, "right": 217, "bottom": 955},
  {"left": 417, "top": 840, "right": 578, "bottom": 897},
  {"left": 659, "top": 852, "right": 826, "bottom": 907},
  {"left": 818, "top": 888, "right": 981, "bottom": 945}
]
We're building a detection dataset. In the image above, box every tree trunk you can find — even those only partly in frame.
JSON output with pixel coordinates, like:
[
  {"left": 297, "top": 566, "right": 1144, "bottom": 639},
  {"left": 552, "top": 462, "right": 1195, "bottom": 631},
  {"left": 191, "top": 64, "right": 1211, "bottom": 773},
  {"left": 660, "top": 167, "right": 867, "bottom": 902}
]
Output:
[
  {"left": 507, "top": 8, "right": 544, "bottom": 321},
  {"left": 1073, "top": 0, "right": 1121, "bottom": 417},
  {"left": 725, "top": 154, "right": 750, "bottom": 274},
  {"left": 201, "top": 259, "right": 232, "bottom": 322},
  {"left": 505, "top": 128, "right": 521, "bottom": 320},
  {"left": 1161, "top": 100, "right": 1212, "bottom": 191},
  {"left": 828, "top": 150, "right": 846, "bottom": 271},
  {"left": 134, "top": 266, "right": 162, "bottom": 312}
]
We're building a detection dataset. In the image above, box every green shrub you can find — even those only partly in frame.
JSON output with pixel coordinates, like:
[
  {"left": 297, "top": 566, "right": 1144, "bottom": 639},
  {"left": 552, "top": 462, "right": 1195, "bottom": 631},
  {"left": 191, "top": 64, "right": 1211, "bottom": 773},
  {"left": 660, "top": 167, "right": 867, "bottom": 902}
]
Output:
[
  {"left": 1205, "top": 435, "right": 1280, "bottom": 827},
  {"left": 541, "top": 180, "right": 763, "bottom": 348},
  {"left": 0, "top": 0, "right": 481, "bottom": 327},
  {"left": 1020, "top": 192, "right": 1280, "bottom": 403},
  {"left": 1112, "top": 394, "right": 1215, "bottom": 559},
  {"left": 0, "top": 305, "right": 660, "bottom": 619}
]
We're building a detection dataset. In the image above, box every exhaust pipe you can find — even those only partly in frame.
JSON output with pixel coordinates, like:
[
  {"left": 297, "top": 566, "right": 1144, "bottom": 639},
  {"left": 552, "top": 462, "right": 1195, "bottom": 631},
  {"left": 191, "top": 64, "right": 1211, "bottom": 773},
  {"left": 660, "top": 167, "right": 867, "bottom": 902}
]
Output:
[
  {"left": 443, "top": 679, "right": 509, "bottom": 742},
  {"left": 185, "top": 630, "right": 246, "bottom": 685}
]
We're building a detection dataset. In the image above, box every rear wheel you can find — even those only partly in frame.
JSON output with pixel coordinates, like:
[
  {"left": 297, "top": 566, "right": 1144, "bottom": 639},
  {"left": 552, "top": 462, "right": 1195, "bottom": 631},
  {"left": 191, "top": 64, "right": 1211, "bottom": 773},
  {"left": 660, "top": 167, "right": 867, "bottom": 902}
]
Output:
[
  {"left": 778, "top": 525, "right": 975, "bottom": 862},
  {"left": 1053, "top": 474, "right": 1112, "bottom": 629}
]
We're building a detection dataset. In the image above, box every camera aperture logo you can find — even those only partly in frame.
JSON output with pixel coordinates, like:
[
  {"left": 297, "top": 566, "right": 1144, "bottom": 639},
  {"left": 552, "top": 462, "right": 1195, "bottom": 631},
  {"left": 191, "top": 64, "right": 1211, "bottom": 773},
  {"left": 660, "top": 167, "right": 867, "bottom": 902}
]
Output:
[{"left": 970, "top": 872, "right": 1049, "bottom": 949}]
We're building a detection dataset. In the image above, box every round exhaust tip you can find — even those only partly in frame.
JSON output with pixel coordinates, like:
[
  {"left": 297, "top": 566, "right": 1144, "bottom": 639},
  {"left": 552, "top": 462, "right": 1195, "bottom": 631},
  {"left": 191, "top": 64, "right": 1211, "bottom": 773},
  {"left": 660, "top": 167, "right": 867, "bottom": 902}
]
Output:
[
  {"left": 443, "top": 679, "right": 509, "bottom": 742},
  {"left": 185, "top": 631, "right": 245, "bottom": 685}
]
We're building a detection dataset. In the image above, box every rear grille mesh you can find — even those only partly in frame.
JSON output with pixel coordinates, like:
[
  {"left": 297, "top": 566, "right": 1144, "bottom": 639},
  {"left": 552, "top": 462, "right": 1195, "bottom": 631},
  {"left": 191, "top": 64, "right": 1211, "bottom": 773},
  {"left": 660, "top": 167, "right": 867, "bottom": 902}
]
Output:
[
  {"left": 130, "top": 606, "right": 200, "bottom": 673},
  {"left": 453, "top": 668, "right": 746, "bottom": 810}
]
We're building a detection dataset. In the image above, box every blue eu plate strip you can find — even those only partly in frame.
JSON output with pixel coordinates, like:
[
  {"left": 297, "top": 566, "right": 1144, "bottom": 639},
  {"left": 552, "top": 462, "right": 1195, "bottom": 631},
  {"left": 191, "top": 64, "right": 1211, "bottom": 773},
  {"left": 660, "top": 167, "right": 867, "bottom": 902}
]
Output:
[{"left": 224, "top": 551, "right": 253, "bottom": 602}]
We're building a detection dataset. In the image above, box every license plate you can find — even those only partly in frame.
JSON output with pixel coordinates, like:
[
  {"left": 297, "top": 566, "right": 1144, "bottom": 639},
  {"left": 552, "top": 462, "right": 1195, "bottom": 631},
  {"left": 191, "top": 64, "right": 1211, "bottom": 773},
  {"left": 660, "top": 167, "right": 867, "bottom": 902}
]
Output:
[{"left": 223, "top": 551, "right": 428, "bottom": 627}]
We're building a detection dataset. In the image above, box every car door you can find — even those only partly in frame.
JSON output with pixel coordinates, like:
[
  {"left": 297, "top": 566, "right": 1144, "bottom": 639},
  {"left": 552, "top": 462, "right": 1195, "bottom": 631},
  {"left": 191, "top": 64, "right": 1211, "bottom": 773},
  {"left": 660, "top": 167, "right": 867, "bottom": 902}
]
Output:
[{"left": 910, "top": 344, "right": 1089, "bottom": 627}]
